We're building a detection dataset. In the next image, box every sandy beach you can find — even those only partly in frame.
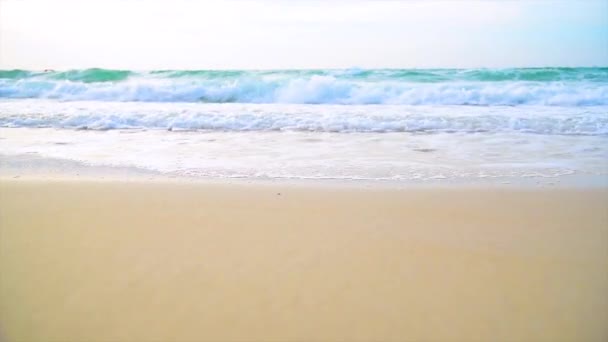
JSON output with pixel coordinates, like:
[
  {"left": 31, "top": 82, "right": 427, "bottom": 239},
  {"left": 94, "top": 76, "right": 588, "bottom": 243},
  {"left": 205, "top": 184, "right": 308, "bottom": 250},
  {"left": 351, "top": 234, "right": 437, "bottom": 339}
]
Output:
[
  {"left": 2, "top": 0, "right": 607, "bottom": 341},
  {"left": 1, "top": 179, "right": 606, "bottom": 341}
]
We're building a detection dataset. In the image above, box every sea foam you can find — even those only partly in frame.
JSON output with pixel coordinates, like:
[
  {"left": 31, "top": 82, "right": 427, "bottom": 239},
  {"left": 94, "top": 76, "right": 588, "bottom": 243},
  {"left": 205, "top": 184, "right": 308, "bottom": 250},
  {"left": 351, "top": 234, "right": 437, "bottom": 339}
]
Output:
[
  {"left": 1, "top": 68, "right": 607, "bottom": 106},
  {"left": 0, "top": 100, "right": 606, "bottom": 135}
]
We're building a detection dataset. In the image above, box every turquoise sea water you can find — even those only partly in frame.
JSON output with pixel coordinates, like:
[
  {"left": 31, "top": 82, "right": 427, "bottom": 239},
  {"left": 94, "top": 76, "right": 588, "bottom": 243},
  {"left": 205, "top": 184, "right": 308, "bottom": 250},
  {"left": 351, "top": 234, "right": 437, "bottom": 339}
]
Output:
[
  {"left": 0, "top": 68, "right": 606, "bottom": 182},
  {"left": 1, "top": 67, "right": 607, "bottom": 105},
  {"left": 2, "top": 67, "right": 607, "bottom": 82}
]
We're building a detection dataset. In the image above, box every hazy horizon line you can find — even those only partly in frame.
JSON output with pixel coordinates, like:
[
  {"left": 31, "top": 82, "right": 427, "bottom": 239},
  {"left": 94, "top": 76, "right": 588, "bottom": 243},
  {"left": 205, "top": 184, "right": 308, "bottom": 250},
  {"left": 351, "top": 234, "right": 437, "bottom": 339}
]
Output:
[{"left": 2, "top": 65, "right": 608, "bottom": 72}]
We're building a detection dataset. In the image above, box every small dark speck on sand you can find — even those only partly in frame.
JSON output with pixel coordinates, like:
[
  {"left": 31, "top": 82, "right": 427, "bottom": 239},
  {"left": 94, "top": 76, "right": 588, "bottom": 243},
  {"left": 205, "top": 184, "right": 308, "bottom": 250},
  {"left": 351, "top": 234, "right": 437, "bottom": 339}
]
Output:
[
  {"left": 277, "top": 193, "right": 281, "bottom": 196},
  {"left": 413, "top": 148, "right": 437, "bottom": 153}
]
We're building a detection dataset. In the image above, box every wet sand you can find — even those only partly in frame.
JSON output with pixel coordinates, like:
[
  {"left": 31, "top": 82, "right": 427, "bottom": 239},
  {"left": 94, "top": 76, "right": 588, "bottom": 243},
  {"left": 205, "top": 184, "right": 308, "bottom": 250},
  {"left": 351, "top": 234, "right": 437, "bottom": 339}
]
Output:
[{"left": 1, "top": 179, "right": 607, "bottom": 341}]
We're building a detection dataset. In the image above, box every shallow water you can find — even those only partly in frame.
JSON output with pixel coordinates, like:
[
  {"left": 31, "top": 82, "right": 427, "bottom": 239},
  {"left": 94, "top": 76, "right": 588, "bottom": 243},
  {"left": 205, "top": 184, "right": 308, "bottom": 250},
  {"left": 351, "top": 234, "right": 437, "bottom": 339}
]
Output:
[{"left": 1, "top": 68, "right": 607, "bottom": 183}]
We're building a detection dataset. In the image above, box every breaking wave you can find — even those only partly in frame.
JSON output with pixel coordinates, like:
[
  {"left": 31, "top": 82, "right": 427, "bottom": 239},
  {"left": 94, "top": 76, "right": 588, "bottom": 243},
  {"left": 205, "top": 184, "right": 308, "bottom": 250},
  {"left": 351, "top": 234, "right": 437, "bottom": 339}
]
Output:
[
  {"left": 1, "top": 67, "right": 607, "bottom": 106},
  {"left": 1, "top": 101, "right": 606, "bottom": 135}
]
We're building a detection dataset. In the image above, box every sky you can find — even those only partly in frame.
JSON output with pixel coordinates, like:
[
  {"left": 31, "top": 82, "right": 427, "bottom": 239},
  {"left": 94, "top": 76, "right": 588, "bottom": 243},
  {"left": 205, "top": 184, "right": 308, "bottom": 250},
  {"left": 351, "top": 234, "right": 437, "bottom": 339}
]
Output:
[{"left": 0, "top": 0, "right": 606, "bottom": 70}]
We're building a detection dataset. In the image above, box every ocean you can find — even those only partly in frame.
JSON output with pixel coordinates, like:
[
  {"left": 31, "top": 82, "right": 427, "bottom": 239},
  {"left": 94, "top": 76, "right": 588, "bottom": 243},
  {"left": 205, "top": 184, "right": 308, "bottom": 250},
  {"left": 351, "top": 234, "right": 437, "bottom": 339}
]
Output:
[{"left": 1, "top": 67, "right": 607, "bottom": 183}]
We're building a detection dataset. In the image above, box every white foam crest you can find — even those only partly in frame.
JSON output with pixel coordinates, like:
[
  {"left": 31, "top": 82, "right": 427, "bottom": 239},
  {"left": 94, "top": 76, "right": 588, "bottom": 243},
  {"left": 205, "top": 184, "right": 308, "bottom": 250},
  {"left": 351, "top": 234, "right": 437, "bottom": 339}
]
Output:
[
  {"left": 1, "top": 76, "right": 607, "bottom": 106},
  {"left": 1, "top": 100, "right": 606, "bottom": 135}
]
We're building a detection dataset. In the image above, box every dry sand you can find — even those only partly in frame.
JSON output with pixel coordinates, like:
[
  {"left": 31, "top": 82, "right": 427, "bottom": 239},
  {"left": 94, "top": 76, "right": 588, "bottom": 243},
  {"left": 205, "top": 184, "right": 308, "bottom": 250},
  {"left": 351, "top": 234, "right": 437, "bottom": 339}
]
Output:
[{"left": 1, "top": 179, "right": 607, "bottom": 341}]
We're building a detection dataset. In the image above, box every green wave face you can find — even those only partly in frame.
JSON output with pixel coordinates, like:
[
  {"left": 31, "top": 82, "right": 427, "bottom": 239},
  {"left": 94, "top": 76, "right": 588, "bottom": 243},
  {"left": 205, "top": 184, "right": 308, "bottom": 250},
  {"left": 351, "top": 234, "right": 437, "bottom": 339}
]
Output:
[
  {"left": 0, "top": 69, "right": 32, "bottom": 79},
  {"left": 47, "top": 68, "right": 133, "bottom": 83},
  {"left": 1, "top": 67, "right": 607, "bottom": 83},
  {"left": 150, "top": 70, "right": 249, "bottom": 79},
  {"left": 458, "top": 68, "right": 607, "bottom": 82}
]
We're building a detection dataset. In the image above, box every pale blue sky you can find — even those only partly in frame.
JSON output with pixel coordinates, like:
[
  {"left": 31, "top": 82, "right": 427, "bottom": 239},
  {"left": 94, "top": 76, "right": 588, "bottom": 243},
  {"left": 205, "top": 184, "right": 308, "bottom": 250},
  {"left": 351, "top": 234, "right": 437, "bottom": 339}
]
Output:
[{"left": 1, "top": 0, "right": 606, "bottom": 69}]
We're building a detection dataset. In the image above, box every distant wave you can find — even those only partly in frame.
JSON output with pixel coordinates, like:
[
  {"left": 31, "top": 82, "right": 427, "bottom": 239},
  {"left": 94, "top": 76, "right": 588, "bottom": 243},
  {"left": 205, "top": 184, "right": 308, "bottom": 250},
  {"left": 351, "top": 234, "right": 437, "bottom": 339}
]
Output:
[
  {"left": 2, "top": 67, "right": 608, "bottom": 82},
  {"left": 1, "top": 68, "right": 607, "bottom": 106}
]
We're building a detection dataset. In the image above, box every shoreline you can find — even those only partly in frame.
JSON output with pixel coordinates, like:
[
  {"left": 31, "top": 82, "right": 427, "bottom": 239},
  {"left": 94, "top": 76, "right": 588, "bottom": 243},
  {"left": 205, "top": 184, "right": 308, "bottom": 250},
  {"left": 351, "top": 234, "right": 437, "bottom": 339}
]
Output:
[{"left": 2, "top": 153, "right": 607, "bottom": 189}]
